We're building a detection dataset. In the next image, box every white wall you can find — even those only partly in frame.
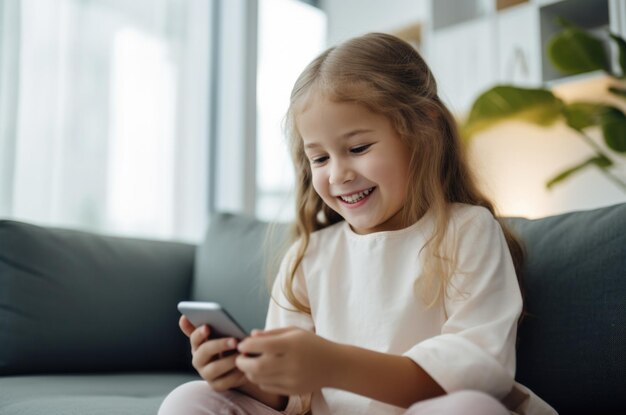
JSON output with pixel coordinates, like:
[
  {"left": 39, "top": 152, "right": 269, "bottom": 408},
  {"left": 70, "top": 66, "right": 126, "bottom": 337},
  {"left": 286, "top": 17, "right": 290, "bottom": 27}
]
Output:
[
  {"left": 320, "top": 0, "right": 429, "bottom": 46},
  {"left": 468, "top": 75, "right": 626, "bottom": 218}
]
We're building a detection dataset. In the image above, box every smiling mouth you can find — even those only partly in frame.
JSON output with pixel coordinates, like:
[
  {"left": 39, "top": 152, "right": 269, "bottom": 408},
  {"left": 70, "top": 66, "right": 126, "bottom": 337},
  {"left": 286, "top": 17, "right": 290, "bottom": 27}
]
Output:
[{"left": 338, "top": 187, "right": 375, "bottom": 204}]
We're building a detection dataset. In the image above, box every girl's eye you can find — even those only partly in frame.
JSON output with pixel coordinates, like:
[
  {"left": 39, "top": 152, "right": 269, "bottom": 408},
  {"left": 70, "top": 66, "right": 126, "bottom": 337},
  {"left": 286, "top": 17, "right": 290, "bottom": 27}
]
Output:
[
  {"left": 311, "top": 155, "right": 329, "bottom": 165},
  {"left": 350, "top": 144, "right": 372, "bottom": 154}
]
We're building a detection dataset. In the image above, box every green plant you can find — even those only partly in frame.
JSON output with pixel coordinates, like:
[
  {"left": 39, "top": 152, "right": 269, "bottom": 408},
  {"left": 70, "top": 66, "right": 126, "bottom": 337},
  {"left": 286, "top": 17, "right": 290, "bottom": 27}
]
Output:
[{"left": 462, "top": 18, "right": 626, "bottom": 192}]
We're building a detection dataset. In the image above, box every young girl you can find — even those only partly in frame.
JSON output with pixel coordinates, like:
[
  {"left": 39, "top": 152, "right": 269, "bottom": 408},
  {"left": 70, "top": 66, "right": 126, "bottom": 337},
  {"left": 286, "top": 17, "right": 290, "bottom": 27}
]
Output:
[{"left": 159, "top": 33, "right": 556, "bottom": 415}]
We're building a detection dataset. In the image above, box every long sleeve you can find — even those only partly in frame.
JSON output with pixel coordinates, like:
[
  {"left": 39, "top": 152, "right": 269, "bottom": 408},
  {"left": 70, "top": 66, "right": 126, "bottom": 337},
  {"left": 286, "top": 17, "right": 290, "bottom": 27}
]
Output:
[
  {"left": 404, "top": 208, "right": 522, "bottom": 399},
  {"left": 264, "top": 242, "right": 314, "bottom": 415}
]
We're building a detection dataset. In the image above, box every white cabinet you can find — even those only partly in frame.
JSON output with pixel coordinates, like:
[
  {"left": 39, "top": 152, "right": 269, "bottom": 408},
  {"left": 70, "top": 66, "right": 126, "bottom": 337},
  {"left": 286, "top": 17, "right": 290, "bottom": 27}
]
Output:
[
  {"left": 496, "top": 3, "right": 542, "bottom": 86},
  {"left": 428, "top": 18, "right": 498, "bottom": 112}
]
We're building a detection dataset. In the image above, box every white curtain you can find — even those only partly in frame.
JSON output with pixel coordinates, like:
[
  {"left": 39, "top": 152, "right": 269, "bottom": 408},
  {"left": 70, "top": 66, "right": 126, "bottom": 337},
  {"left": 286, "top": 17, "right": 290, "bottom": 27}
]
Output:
[{"left": 0, "top": 0, "right": 211, "bottom": 242}]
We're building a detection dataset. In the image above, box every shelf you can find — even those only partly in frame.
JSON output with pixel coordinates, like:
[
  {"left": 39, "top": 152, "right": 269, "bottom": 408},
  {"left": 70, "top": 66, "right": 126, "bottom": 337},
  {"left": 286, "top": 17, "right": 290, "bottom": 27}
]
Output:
[
  {"left": 432, "top": 0, "right": 493, "bottom": 30},
  {"left": 425, "top": 0, "right": 619, "bottom": 113}
]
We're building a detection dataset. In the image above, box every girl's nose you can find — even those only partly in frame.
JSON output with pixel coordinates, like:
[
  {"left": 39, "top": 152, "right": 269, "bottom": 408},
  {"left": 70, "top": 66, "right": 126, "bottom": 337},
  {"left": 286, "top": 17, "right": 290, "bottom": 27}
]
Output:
[{"left": 329, "top": 161, "right": 355, "bottom": 185}]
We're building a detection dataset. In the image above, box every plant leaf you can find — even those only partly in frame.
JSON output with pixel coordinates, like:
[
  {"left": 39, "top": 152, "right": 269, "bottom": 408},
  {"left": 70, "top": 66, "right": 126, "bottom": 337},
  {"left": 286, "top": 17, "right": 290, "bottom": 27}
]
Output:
[
  {"left": 600, "top": 107, "right": 626, "bottom": 152},
  {"left": 609, "top": 33, "right": 626, "bottom": 78},
  {"left": 463, "top": 86, "right": 563, "bottom": 139},
  {"left": 547, "top": 20, "right": 610, "bottom": 75},
  {"left": 546, "top": 155, "right": 613, "bottom": 189},
  {"left": 562, "top": 102, "right": 609, "bottom": 131}
]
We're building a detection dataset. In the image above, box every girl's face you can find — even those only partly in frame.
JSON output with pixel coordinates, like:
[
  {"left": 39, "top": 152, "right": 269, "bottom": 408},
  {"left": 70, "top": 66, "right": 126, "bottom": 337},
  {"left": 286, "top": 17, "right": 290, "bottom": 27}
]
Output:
[{"left": 298, "top": 94, "right": 412, "bottom": 234}]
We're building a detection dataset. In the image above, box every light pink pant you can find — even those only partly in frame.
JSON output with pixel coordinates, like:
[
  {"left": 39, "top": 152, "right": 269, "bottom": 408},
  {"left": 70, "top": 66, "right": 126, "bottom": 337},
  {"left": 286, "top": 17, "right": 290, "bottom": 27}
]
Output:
[{"left": 158, "top": 380, "right": 509, "bottom": 415}]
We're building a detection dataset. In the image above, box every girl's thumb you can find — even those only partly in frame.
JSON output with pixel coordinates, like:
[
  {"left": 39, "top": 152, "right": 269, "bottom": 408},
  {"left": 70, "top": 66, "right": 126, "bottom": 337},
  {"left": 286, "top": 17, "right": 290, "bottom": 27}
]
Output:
[{"left": 251, "top": 327, "right": 293, "bottom": 337}]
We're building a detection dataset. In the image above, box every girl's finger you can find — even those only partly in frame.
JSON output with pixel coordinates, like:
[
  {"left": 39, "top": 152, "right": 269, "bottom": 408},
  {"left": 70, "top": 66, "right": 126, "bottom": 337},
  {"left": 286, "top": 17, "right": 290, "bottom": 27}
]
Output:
[
  {"left": 208, "top": 368, "right": 248, "bottom": 392},
  {"left": 250, "top": 327, "right": 294, "bottom": 337},
  {"left": 237, "top": 333, "right": 287, "bottom": 355},
  {"left": 235, "top": 353, "right": 283, "bottom": 382},
  {"left": 193, "top": 338, "right": 239, "bottom": 373},
  {"left": 197, "top": 350, "right": 239, "bottom": 381},
  {"left": 189, "top": 325, "right": 211, "bottom": 351},
  {"left": 179, "top": 315, "right": 196, "bottom": 337}
]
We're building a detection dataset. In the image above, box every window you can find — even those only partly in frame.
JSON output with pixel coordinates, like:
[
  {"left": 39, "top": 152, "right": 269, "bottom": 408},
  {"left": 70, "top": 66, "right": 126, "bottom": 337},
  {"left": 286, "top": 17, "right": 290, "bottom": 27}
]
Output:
[
  {"left": 0, "top": 0, "right": 211, "bottom": 242},
  {"left": 256, "top": 0, "right": 326, "bottom": 222}
]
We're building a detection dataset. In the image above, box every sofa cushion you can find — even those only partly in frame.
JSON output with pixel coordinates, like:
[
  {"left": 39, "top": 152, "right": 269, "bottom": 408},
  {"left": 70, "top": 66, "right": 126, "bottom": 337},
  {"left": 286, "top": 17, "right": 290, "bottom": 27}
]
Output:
[
  {"left": 505, "top": 203, "right": 626, "bottom": 414},
  {"left": 0, "top": 220, "right": 195, "bottom": 375},
  {"left": 192, "top": 213, "right": 289, "bottom": 334},
  {"left": 0, "top": 372, "right": 197, "bottom": 415}
]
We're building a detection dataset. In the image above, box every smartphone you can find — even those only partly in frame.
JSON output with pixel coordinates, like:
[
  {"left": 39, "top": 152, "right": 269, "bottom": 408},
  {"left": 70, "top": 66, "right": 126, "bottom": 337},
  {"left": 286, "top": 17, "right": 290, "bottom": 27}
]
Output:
[{"left": 177, "top": 301, "right": 248, "bottom": 339}]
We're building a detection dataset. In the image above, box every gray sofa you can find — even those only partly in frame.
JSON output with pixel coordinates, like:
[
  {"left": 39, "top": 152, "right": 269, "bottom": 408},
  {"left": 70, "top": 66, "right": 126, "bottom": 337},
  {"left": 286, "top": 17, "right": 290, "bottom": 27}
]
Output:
[{"left": 1, "top": 204, "right": 624, "bottom": 414}]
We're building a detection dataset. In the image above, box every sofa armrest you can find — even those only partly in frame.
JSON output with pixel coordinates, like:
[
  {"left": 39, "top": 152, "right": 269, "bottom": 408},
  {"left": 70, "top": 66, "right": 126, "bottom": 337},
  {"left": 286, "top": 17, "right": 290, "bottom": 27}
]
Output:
[{"left": 0, "top": 220, "right": 195, "bottom": 375}]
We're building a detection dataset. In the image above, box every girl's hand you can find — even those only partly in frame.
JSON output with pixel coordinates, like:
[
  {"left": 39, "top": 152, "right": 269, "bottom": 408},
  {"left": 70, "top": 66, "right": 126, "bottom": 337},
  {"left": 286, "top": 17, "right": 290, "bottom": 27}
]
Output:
[
  {"left": 235, "top": 327, "right": 337, "bottom": 395},
  {"left": 179, "top": 315, "right": 249, "bottom": 392}
]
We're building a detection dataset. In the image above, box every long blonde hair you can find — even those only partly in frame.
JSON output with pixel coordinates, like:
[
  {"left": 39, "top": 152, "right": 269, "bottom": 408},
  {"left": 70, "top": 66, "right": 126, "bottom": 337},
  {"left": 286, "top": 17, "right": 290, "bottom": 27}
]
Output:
[{"left": 282, "top": 32, "right": 524, "bottom": 313}]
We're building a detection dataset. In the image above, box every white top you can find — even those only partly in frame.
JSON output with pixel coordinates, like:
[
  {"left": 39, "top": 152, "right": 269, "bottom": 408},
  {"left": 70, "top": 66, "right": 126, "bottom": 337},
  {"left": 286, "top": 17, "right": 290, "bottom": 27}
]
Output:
[{"left": 266, "top": 204, "right": 556, "bottom": 415}]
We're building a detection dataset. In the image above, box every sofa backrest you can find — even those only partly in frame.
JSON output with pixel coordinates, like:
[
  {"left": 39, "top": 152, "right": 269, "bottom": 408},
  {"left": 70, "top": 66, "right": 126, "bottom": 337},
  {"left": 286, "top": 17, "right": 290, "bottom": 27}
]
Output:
[
  {"left": 0, "top": 220, "right": 195, "bottom": 375},
  {"left": 192, "top": 213, "right": 289, "bottom": 333},
  {"left": 2, "top": 202, "right": 624, "bottom": 413},
  {"left": 505, "top": 203, "right": 625, "bottom": 414}
]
